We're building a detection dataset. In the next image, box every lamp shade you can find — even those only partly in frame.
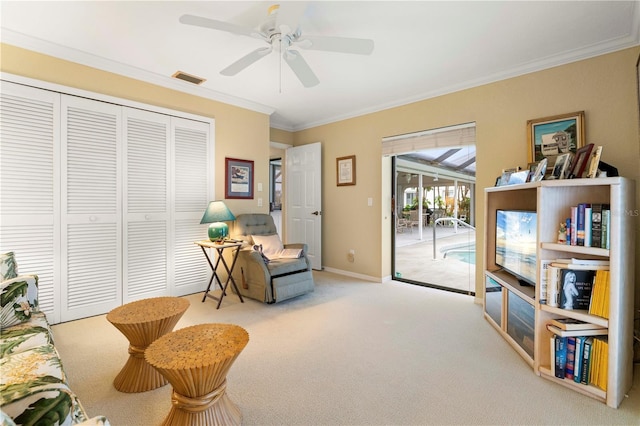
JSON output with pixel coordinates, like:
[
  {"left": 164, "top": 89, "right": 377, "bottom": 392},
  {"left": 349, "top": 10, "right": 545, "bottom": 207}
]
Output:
[{"left": 200, "top": 201, "right": 236, "bottom": 241}]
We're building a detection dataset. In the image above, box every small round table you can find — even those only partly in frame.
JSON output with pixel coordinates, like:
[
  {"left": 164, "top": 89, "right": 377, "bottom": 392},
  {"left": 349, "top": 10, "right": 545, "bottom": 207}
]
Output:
[
  {"left": 106, "top": 296, "right": 190, "bottom": 393},
  {"left": 145, "top": 323, "right": 249, "bottom": 426}
]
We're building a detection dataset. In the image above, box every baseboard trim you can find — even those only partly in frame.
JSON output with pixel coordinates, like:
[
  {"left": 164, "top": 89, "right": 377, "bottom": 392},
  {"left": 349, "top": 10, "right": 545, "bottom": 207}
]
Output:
[{"left": 320, "top": 267, "right": 381, "bottom": 283}]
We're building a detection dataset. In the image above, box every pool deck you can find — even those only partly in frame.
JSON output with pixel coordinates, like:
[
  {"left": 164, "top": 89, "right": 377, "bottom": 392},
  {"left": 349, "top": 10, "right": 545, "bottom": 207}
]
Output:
[{"left": 394, "top": 225, "right": 476, "bottom": 294}]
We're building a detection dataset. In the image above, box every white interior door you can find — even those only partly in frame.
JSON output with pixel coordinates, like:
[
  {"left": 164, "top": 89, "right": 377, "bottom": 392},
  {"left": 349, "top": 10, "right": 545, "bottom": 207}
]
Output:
[{"left": 285, "top": 142, "right": 322, "bottom": 270}]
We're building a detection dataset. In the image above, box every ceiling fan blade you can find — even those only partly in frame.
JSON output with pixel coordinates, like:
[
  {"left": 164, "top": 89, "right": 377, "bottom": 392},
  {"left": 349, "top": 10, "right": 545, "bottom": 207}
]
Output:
[
  {"left": 221, "top": 47, "right": 272, "bottom": 76},
  {"left": 297, "top": 35, "right": 374, "bottom": 55},
  {"left": 179, "top": 14, "right": 264, "bottom": 40},
  {"left": 283, "top": 50, "right": 319, "bottom": 88}
]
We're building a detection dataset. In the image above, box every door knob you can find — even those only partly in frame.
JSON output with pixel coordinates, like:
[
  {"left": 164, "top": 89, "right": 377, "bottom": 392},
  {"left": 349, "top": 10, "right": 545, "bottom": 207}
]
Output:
[{"left": 311, "top": 211, "right": 321, "bottom": 216}]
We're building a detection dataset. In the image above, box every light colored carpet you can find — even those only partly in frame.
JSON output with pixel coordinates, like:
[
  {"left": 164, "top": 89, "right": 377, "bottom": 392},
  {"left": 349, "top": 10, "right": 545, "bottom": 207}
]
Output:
[{"left": 51, "top": 271, "right": 639, "bottom": 425}]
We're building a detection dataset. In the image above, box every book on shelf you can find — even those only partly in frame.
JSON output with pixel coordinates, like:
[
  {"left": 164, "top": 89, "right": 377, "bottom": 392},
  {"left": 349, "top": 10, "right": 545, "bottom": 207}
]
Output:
[
  {"left": 584, "top": 206, "right": 592, "bottom": 247},
  {"left": 549, "top": 336, "right": 556, "bottom": 377},
  {"left": 580, "top": 337, "right": 594, "bottom": 385},
  {"left": 546, "top": 265, "right": 562, "bottom": 307},
  {"left": 573, "top": 336, "right": 586, "bottom": 384},
  {"left": 576, "top": 203, "right": 590, "bottom": 246},
  {"left": 539, "top": 259, "right": 552, "bottom": 304},
  {"left": 591, "top": 337, "right": 609, "bottom": 391},
  {"left": 550, "top": 261, "right": 609, "bottom": 270},
  {"left": 554, "top": 258, "right": 609, "bottom": 266},
  {"left": 589, "top": 270, "right": 610, "bottom": 319},
  {"left": 602, "top": 208, "right": 611, "bottom": 249},
  {"left": 590, "top": 204, "right": 607, "bottom": 248},
  {"left": 558, "top": 269, "right": 595, "bottom": 310},
  {"left": 570, "top": 206, "right": 578, "bottom": 246},
  {"left": 546, "top": 324, "right": 608, "bottom": 337},
  {"left": 549, "top": 318, "right": 606, "bottom": 331},
  {"left": 554, "top": 335, "right": 568, "bottom": 379},
  {"left": 565, "top": 336, "right": 576, "bottom": 380}
]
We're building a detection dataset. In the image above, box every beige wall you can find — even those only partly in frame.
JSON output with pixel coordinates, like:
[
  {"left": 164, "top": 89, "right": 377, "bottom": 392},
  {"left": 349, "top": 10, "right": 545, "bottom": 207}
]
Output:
[
  {"left": 0, "top": 43, "right": 271, "bottom": 217},
  {"left": 293, "top": 47, "right": 640, "bottom": 301},
  {"left": 3, "top": 43, "right": 639, "bottom": 305}
]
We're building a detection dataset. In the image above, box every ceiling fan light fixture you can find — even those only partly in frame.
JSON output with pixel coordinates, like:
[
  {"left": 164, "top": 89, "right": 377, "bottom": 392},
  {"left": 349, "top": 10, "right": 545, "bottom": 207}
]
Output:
[{"left": 171, "top": 71, "right": 206, "bottom": 85}]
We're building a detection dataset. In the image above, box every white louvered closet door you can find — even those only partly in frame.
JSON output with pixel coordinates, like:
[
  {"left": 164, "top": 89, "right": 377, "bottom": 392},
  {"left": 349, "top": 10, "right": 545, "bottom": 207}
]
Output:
[
  {"left": 61, "top": 96, "right": 122, "bottom": 322},
  {"left": 0, "top": 82, "right": 61, "bottom": 322},
  {"left": 172, "top": 117, "right": 211, "bottom": 296},
  {"left": 123, "top": 108, "right": 171, "bottom": 302}
]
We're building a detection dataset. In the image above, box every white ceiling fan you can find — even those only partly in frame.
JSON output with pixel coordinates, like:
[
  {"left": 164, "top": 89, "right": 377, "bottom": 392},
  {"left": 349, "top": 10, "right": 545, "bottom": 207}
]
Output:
[{"left": 179, "top": 3, "right": 374, "bottom": 88}]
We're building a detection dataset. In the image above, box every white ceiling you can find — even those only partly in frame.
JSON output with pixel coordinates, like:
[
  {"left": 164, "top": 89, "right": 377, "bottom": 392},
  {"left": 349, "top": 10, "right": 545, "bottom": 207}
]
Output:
[{"left": 2, "top": 1, "right": 639, "bottom": 131}]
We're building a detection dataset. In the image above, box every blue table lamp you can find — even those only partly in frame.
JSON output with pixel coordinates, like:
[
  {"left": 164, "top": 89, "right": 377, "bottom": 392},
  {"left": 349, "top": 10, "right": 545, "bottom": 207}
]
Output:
[{"left": 200, "top": 201, "right": 236, "bottom": 242}]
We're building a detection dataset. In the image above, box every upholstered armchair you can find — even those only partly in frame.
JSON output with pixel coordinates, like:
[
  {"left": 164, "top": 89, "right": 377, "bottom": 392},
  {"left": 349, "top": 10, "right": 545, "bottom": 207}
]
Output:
[{"left": 230, "top": 214, "right": 314, "bottom": 303}]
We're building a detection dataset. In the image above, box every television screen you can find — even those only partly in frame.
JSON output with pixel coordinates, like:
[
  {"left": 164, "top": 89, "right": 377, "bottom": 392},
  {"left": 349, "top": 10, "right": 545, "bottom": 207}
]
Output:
[{"left": 495, "top": 210, "right": 537, "bottom": 286}]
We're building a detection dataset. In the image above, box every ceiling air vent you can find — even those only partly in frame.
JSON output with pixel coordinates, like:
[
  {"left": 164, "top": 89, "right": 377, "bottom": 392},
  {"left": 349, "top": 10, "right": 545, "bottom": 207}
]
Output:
[{"left": 171, "top": 71, "right": 206, "bottom": 85}]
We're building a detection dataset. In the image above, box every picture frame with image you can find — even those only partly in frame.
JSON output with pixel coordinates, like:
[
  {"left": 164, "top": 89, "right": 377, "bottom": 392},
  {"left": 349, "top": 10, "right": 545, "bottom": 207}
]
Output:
[
  {"left": 532, "top": 158, "right": 548, "bottom": 181},
  {"left": 550, "top": 153, "right": 572, "bottom": 180}
]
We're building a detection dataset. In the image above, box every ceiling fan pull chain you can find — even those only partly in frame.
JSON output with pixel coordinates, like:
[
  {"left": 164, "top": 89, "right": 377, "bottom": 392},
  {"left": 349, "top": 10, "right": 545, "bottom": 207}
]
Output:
[{"left": 279, "top": 38, "right": 282, "bottom": 94}]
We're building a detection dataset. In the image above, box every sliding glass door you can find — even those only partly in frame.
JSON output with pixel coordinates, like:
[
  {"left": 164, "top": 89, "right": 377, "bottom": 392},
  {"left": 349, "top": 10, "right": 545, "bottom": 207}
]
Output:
[{"left": 387, "top": 125, "right": 477, "bottom": 295}]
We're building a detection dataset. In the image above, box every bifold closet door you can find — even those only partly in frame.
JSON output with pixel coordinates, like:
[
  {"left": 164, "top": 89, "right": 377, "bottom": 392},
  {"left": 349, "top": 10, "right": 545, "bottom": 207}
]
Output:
[
  {"left": 123, "top": 108, "right": 171, "bottom": 302},
  {"left": 61, "top": 95, "right": 122, "bottom": 322},
  {"left": 0, "top": 81, "right": 61, "bottom": 323},
  {"left": 172, "top": 117, "right": 211, "bottom": 296}
]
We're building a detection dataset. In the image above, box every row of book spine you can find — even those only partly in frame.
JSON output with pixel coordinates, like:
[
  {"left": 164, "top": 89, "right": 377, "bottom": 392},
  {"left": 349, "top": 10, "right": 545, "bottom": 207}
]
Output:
[
  {"left": 564, "top": 203, "right": 610, "bottom": 249},
  {"left": 539, "top": 259, "right": 609, "bottom": 318},
  {"left": 550, "top": 334, "right": 608, "bottom": 391}
]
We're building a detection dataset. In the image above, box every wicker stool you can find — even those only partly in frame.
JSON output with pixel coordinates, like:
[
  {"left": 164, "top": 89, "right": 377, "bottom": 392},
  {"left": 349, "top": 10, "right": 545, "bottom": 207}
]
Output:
[
  {"left": 106, "top": 297, "right": 190, "bottom": 393},
  {"left": 145, "top": 323, "right": 249, "bottom": 426}
]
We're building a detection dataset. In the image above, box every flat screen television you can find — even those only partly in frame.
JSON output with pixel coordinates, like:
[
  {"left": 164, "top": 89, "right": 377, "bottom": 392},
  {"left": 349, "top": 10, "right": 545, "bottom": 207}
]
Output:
[{"left": 495, "top": 210, "right": 537, "bottom": 286}]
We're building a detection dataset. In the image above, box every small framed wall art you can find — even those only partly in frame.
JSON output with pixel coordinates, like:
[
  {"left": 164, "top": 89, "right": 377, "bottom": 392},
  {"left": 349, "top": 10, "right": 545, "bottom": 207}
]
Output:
[
  {"left": 527, "top": 111, "right": 585, "bottom": 168},
  {"left": 225, "top": 157, "right": 254, "bottom": 199},
  {"left": 336, "top": 155, "right": 356, "bottom": 186}
]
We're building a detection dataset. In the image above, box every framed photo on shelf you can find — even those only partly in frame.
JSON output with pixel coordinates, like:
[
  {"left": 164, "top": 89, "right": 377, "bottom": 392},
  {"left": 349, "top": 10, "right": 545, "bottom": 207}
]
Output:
[
  {"left": 567, "top": 143, "right": 594, "bottom": 179},
  {"left": 550, "top": 153, "right": 572, "bottom": 180},
  {"left": 527, "top": 111, "right": 585, "bottom": 171},
  {"left": 336, "top": 155, "right": 356, "bottom": 186},
  {"left": 586, "top": 145, "right": 603, "bottom": 178},
  {"left": 225, "top": 157, "right": 254, "bottom": 199},
  {"left": 532, "top": 158, "right": 548, "bottom": 182}
]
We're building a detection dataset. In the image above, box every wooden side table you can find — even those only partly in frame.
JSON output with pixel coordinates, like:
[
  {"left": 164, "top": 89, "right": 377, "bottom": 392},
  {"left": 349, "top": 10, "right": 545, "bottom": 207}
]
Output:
[
  {"left": 145, "top": 323, "right": 249, "bottom": 426},
  {"left": 106, "top": 296, "right": 190, "bottom": 393},
  {"left": 195, "top": 240, "right": 244, "bottom": 309}
]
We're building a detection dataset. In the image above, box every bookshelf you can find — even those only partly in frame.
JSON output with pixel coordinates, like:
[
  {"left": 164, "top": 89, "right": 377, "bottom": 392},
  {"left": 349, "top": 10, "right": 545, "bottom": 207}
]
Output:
[{"left": 483, "top": 177, "right": 635, "bottom": 408}]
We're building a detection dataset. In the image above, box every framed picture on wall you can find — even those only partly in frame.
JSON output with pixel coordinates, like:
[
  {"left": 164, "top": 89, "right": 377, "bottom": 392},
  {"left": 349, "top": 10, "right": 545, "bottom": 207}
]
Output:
[
  {"left": 225, "top": 157, "right": 254, "bottom": 199},
  {"left": 527, "top": 111, "right": 585, "bottom": 170},
  {"left": 336, "top": 155, "right": 356, "bottom": 186}
]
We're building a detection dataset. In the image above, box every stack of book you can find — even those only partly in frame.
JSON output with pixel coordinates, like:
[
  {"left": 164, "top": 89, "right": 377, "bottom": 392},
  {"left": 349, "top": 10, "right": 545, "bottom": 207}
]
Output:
[
  {"left": 548, "top": 318, "right": 609, "bottom": 391},
  {"left": 540, "top": 258, "right": 609, "bottom": 317},
  {"left": 563, "top": 203, "right": 610, "bottom": 249}
]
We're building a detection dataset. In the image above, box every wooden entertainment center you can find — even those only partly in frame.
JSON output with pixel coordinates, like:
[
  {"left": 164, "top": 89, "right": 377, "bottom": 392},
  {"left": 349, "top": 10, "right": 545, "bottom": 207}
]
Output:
[{"left": 483, "top": 177, "right": 635, "bottom": 408}]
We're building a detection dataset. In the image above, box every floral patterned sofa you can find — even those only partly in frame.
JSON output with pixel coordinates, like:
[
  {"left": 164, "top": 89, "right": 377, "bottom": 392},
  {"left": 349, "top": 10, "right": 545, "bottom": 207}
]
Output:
[{"left": 1, "top": 252, "right": 109, "bottom": 426}]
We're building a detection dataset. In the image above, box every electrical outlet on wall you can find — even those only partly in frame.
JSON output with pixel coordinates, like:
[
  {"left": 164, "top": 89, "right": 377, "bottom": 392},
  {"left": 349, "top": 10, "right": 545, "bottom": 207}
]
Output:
[
  {"left": 257, "top": 198, "right": 263, "bottom": 207},
  {"left": 347, "top": 249, "right": 355, "bottom": 263}
]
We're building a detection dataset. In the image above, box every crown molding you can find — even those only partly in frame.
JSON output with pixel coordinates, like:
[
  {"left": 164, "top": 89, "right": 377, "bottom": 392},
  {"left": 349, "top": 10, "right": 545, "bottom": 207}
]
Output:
[{"left": 1, "top": 28, "right": 276, "bottom": 117}]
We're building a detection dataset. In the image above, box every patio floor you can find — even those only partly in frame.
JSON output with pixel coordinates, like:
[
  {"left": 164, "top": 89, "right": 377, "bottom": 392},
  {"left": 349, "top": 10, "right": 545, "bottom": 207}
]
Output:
[{"left": 394, "top": 223, "right": 476, "bottom": 294}]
